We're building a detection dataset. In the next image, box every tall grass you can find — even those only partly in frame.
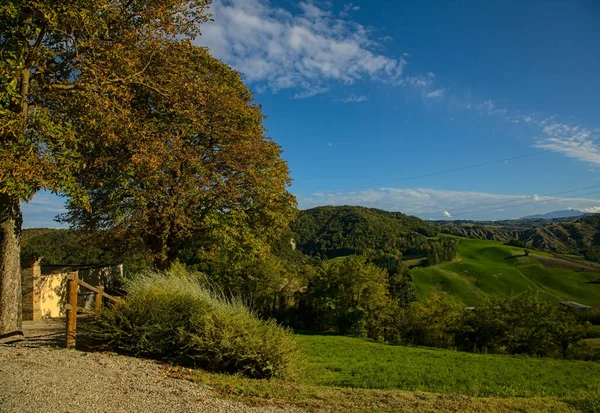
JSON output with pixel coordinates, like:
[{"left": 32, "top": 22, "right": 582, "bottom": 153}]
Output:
[{"left": 87, "top": 271, "right": 299, "bottom": 379}]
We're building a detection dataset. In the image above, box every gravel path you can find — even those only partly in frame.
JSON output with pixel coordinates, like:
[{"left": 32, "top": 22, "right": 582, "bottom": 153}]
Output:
[{"left": 0, "top": 321, "right": 304, "bottom": 413}]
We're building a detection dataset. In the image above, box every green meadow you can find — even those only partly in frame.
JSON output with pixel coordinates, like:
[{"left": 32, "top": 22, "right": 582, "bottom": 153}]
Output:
[
  {"left": 191, "top": 333, "right": 600, "bottom": 412},
  {"left": 411, "top": 237, "right": 600, "bottom": 306},
  {"left": 295, "top": 334, "right": 600, "bottom": 398}
]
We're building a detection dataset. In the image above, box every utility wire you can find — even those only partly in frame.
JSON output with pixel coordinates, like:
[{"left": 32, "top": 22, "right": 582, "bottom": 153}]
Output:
[
  {"left": 416, "top": 184, "right": 600, "bottom": 218},
  {"left": 425, "top": 189, "right": 600, "bottom": 219},
  {"left": 352, "top": 150, "right": 547, "bottom": 191}
]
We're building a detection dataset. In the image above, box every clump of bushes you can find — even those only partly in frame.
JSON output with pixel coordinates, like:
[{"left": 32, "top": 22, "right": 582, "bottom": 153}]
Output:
[
  {"left": 387, "top": 291, "right": 590, "bottom": 359},
  {"left": 87, "top": 271, "right": 299, "bottom": 379}
]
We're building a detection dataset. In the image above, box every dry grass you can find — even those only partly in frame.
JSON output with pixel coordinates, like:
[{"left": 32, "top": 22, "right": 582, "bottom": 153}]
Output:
[{"left": 163, "top": 366, "right": 582, "bottom": 413}]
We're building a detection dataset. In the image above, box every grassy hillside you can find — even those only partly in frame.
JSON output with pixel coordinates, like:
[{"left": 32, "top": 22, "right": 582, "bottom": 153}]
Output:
[
  {"left": 441, "top": 214, "right": 600, "bottom": 259},
  {"left": 296, "top": 334, "right": 600, "bottom": 398},
  {"left": 190, "top": 333, "right": 600, "bottom": 412},
  {"left": 411, "top": 237, "right": 600, "bottom": 306}
]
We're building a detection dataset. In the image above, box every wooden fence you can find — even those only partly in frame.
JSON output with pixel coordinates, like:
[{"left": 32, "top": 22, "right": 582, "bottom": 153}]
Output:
[{"left": 65, "top": 272, "right": 120, "bottom": 348}]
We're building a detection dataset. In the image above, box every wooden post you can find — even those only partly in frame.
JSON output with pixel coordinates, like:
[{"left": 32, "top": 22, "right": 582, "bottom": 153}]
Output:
[
  {"left": 65, "top": 272, "right": 78, "bottom": 348},
  {"left": 95, "top": 286, "right": 103, "bottom": 315}
]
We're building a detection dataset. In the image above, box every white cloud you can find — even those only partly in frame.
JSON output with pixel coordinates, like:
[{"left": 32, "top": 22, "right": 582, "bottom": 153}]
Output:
[
  {"left": 197, "top": 0, "right": 411, "bottom": 97},
  {"left": 425, "top": 88, "right": 445, "bottom": 99},
  {"left": 534, "top": 123, "right": 600, "bottom": 165},
  {"left": 478, "top": 99, "right": 507, "bottom": 116},
  {"left": 298, "top": 187, "right": 600, "bottom": 220},
  {"left": 337, "top": 94, "right": 368, "bottom": 103}
]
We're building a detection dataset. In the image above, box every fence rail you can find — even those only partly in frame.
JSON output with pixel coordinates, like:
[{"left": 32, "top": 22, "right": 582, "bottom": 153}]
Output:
[{"left": 65, "top": 272, "right": 120, "bottom": 348}]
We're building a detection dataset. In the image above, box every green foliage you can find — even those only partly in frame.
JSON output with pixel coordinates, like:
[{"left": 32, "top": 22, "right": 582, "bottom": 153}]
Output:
[
  {"left": 20, "top": 228, "right": 151, "bottom": 276},
  {"left": 457, "top": 293, "right": 589, "bottom": 357},
  {"left": 389, "top": 292, "right": 464, "bottom": 347},
  {"left": 424, "top": 238, "right": 459, "bottom": 266},
  {"left": 389, "top": 291, "right": 590, "bottom": 359},
  {"left": 87, "top": 271, "right": 299, "bottom": 379},
  {"left": 61, "top": 40, "right": 296, "bottom": 269},
  {"left": 505, "top": 239, "right": 527, "bottom": 248},
  {"left": 290, "top": 206, "right": 439, "bottom": 259},
  {"left": 303, "top": 256, "right": 391, "bottom": 338}
]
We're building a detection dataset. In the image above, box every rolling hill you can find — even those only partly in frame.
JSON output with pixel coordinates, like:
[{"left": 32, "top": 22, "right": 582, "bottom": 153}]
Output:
[
  {"left": 440, "top": 213, "right": 600, "bottom": 259},
  {"left": 290, "top": 205, "right": 439, "bottom": 258},
  {"left": 411, "top": 237, "right": 600, "bottom": 306}
]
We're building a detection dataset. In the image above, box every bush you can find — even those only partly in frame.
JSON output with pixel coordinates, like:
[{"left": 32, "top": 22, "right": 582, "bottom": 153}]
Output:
[
  {"left": 87, "top": 271, "right": 300, "bottom": 379},
  {"left": 456, "top": 293, "right": 588, "bottom": 358}
]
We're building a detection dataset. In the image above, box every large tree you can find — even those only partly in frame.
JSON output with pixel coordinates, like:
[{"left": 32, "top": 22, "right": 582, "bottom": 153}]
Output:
[
  {"left": 62, "top": 40, "right": 297, "bottom": 269},
  {"left": 0, "top": 0, "right": 211, "bottom": 334}
]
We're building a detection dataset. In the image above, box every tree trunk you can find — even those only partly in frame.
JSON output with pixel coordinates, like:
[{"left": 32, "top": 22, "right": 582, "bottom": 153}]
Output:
[{"left": 0, "top": 193, "right": 23, "bottom": 336}]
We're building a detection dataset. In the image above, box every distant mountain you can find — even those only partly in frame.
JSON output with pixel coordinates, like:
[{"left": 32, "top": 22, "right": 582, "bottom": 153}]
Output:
[{"left": 520, "top": 210, "right": 586, "bottom": 220}]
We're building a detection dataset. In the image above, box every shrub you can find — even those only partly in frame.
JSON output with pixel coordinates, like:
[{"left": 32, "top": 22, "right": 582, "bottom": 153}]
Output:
[
  {"left": 456, "top": 293, "right": 589, "bottom": 357},
  {"left": 86, "top": 271, "right": 300, "bottom": 379}
]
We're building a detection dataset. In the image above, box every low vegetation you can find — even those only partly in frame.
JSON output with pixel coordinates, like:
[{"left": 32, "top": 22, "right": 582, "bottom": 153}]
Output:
[
  {"left": 87, "top": 271, "right": 299, "bottom": 379},
  {"left": 180, "top": 333, "right": 600, "bottom": 412}
]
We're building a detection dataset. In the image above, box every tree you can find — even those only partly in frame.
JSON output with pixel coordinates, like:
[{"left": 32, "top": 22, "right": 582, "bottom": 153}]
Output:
[
  {"left": 0, "top": 0, "right": 211, "bottom": 334},
  {"left": 305, "top": 256, "right": 390, "bottom": 338},
  {"left": 61, "top": 40, "right": 296, "bottom": 269}
]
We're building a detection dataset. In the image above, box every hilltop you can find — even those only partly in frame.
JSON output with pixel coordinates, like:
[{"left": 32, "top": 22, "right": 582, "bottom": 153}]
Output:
[
  {"left": 521, "top": 209, "right": 586, "bottom": 219},
  {"left": 290, "top": 205, "right": 439, "bottom": 258}
]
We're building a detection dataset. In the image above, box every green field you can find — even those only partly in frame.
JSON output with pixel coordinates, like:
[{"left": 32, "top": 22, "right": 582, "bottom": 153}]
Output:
[
  {"left": 296, "top": 334, "right": 600, "bottom": 398},
  {"left": 411, "top": 237, "right": 600, "bottom": 306},
  {"left": 191, "top": 333, "right": 600, "bottom": 412}
]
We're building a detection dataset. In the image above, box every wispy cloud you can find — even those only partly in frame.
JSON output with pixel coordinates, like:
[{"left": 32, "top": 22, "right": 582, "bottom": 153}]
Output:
[
  {"left": 197, "top": 0, "right": 410, "bottom": 97},
  {"left": 425, "top": 88, "right": 445, "bottom": 99},
  {"left": 336, "top": 94, "right": 368, "bottom": 103},
  {"left": 299, "top": 187, "right": 600, "bottom": 220},
  {"left": 533, "top": 121, "right": 600, "bottom": 165},
  {"left": 477, "top": 99, "right": 507, "bottom": 116},
  {"left": 21, "top": 191, "right": 68, "bottom": 229}
]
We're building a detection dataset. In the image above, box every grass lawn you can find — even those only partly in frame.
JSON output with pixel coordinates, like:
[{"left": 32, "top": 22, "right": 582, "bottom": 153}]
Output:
[
  {"left": 411, "top": 237, "right": 600, "bottom": 306},
  {"left": 186, "top": 333, "right": 600, "bottom": 413}
]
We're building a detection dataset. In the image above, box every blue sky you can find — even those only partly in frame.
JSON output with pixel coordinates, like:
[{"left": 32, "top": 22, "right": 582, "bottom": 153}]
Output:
[{"left": 22, "top": 0, "right": 600, "bottom": 227}]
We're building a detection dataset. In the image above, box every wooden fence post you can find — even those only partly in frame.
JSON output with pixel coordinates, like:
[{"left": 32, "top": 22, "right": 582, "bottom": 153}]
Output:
[
  {"left": 65, "top": 272, "right": 79, "bottom": 348},
  {"left": 95, "top": 286, "right": 103, "bottom": 315}
]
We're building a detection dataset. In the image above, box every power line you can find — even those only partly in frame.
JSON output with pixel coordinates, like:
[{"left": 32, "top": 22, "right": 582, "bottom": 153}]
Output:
[
  {"left": 352, "top": 150, "right": 547, "bottom": 191},
  {"left": 416, "top": 184, "right": 600, "bottom": 218},
  {"left": 425, "top": 189, "right": 600, "bottom": 220}
]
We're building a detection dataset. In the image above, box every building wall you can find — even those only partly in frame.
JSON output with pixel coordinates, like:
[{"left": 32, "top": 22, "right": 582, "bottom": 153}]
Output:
[
  {"left": 21, "top": 261, "right": 122, "bottom": 320},
  {"left": 37, "top": 272, "right": 69, "bottom": 319}
]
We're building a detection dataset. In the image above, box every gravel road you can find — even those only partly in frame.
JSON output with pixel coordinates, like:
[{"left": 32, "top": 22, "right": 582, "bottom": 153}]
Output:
[{"left": 0, "top": 321, "right": 303, "bottom": 413}]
